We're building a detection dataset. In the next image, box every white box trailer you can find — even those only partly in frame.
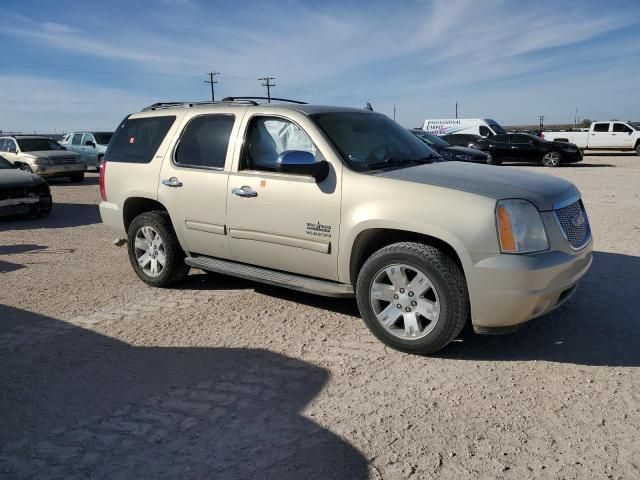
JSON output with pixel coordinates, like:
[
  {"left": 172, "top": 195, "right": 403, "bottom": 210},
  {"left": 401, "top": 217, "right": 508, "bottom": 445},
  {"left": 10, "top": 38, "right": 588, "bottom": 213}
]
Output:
[{"left": 422, "top": 118, "right": 506, "bottom": 137}]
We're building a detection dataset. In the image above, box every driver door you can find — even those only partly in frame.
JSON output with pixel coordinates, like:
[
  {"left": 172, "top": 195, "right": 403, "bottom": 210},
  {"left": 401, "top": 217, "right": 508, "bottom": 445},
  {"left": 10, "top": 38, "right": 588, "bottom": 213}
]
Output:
[{"left": 226, "top": 114, "right": 342, "bottom": 281}]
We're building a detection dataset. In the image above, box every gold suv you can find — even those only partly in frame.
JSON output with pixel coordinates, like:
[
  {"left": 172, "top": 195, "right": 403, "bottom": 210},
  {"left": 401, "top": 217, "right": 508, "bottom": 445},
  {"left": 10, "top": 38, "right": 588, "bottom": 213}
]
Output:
[{"left": 99, "top": 99, "right": 592, "bottom": 354}]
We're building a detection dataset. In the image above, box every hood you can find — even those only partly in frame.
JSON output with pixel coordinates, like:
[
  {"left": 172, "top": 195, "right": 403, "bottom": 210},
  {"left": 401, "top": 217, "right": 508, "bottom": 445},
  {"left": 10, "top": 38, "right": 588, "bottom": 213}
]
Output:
[
  {"left": 379, "top": 161, "right": 579, "bottom": 211},
  {"left": 0, "top": 169, "right": 46, "bottom": 188}
]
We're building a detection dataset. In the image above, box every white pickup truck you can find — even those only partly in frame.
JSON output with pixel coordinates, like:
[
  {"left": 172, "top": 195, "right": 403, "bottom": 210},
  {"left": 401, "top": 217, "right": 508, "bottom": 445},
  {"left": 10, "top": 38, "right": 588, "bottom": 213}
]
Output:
[{"left": 542, "top": 121, "right": 640, "bottom": 156}]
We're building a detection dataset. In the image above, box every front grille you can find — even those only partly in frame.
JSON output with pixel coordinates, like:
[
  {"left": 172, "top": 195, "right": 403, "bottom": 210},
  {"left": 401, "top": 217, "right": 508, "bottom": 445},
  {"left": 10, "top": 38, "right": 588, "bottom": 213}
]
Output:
[
  {"left": 51, "top": 156, "right": 77, "bottom": 164},
  {"left": 555, "top": 200, "right": 591, "bottom": 250}
]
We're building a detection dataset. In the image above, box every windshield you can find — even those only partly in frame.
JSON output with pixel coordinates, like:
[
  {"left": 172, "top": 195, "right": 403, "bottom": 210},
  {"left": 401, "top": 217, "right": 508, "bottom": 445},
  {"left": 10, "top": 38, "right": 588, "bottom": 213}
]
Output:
[
  {"left": 16, "top": 138, "right": 65, "bottom": 152},
  {"left": 489, "top": 122, "right": 507, "bottom": 135},
  {"left": 411, "top": 130, "right": 451, "bottom": 148},
  {"left": 0, "top": 156, "right": 14, "bottom": 169},
  {"left": 311, "top": 112, "right": 439, "bottom": 172},
  {"left": 94, "top": 133, "right": 113, "bottom": 145}
]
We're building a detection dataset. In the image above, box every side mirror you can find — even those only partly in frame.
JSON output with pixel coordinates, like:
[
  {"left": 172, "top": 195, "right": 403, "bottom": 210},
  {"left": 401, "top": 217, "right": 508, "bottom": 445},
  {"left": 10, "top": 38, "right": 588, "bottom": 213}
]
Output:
[
  {"left": 275, "top": 150, "right": 329, "bottom": 182},
  {"left": 85, "top": 141, "right": 96, "bottom": 147}
]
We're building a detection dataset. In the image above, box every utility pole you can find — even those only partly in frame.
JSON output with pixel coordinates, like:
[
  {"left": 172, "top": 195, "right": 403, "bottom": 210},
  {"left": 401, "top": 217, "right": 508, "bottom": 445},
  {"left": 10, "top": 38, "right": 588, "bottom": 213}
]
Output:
[
  {"left": 258, "top": 76, "right": 276, "bottom": 103},
  {"left": 393, "top": 104, "right": 396, "bottom": 121},
  {"left": 539, "top": 115, "right": 545, "bottom": 131},
  {"left": 455, "top": 102, "right": 458, "bottom": 119},
  {"left": 574, "top": 108, "right": 578, "bottom": 128},
  {"left": 205, "top": 71, "right": 220, "bottom": 102}
]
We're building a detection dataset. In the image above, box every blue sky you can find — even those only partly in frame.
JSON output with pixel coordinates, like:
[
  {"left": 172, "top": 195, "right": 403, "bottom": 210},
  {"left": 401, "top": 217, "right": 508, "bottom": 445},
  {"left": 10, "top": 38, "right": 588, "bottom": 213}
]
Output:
[{"left": 1, "top": 0, "right": 639, "bottom": 132}]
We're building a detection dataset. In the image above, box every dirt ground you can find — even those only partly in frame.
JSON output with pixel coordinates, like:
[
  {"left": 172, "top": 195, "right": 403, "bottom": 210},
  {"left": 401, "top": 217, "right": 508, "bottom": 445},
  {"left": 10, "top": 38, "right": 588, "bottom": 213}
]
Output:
[{"left": 1, "top": 153, "right": 639, "bottom": 479}]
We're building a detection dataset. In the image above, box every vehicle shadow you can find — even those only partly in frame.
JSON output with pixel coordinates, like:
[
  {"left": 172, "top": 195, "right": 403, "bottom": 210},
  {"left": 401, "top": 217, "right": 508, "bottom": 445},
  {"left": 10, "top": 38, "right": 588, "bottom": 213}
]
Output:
[
  {"left": 0, "top": 244, "right": 49, "bottom": 273},
  {"left": 504, "top": 162, "right": 615, "bottom": 168},
  {"left": 584, "top": 151, "right": 636, "bottom": 157},
  {"left": 443, "top": 251, "right": 640, "bottom": 367},
  {"left": 0, "top": 305, "right": 368, "bottom": 479},
  {"left": 0, "top": 203, "right": 100, "bottom": 231},
  {"left": 47, "top": 175, "right": 99, "bottom": 186}
]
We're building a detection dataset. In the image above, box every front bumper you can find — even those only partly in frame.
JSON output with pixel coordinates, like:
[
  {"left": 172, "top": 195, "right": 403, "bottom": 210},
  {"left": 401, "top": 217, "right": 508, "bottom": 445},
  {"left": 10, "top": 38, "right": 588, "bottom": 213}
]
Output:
[
  {"left": 467, "top": 241, "right": 593, "bottom": 331},
  {"left": 33, "top": 163, "right": 85, "bottom": 176}
]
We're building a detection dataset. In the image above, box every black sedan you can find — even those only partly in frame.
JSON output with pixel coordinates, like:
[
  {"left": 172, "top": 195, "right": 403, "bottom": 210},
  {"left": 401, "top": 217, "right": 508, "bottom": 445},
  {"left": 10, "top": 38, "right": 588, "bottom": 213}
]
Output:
[
  {"left": 409, "top": 130, "right": 491, "bottom": 164},
  {"left": 0, "top": 155, "right": 52, "bottom": 218},
  {"left": 442, "top": 133, "right": 485, "bottom": 149},
  {"left": 457, "top": 133, "right": 583, "bottom": 167}
]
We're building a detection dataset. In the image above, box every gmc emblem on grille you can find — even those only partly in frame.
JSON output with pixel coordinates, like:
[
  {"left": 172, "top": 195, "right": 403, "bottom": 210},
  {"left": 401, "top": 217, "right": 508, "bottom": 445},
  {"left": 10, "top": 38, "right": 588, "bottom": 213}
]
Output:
[{"left": 571, "top": 211, "right": 586, "bottom": 228}]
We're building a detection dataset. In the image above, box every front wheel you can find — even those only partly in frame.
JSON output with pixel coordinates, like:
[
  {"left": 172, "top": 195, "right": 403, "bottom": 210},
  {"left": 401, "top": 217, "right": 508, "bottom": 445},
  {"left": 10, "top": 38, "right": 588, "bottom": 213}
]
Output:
[
  {"left": 485, "top": 152, "right": 501, "bottom": 165},
  {"left": 635, "top": 144, "right": 640, "bottom": 157},
  {"left": 356, "top": 242, "right": 469, "bottom": 355},
  {"left": 541, "top": 151, "right": 561, "bottom": 167},
  {"left": 19, "top": 164, "right": 34, "bottom": 173},
  {"left": 127, "top": 211, "right": 189, "bottom": 287}
]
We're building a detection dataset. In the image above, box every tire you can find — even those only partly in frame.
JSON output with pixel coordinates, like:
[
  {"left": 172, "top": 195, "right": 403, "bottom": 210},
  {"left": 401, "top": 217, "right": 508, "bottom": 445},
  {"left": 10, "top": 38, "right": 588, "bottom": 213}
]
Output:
[
  {"left": 97, "top": 156, "right": 104, "bottom": 171},
  {"left": 127, "top": 210, "right": 190, "bottom": 288},
  {"left": 355, "top": 242, "right": 469, "bottom": 355},
  {"left": 19, "top": 164, "right": 34, "bottom": 173},
  {"left": 69, "top": 172, "right": 85, "bottom": 182},
  {"left": 636, "top": 144, "right": 640, "bottom": 157},
  {"left": 541, "top": 151, "right": 561, "bottom": 167},
  {"left": 485, "top": 152, "right": 501, "bottom": 165}
]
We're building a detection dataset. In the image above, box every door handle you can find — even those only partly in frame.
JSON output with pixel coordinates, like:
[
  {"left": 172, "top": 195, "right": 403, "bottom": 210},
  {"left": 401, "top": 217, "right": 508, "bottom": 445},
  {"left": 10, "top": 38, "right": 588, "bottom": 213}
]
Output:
[
  {"left": 232, "top": 186, "right": 258, "bottom": 198},
  {"left": 162, "top": 177, "right": 183, "bottom": 188}
]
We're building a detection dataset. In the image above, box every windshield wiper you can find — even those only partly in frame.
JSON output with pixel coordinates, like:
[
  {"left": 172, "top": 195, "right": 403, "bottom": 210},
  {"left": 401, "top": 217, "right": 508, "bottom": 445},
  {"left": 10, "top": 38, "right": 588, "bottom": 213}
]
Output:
[{"left": 367, "top": 155, "right": 435, "bottom": 170}]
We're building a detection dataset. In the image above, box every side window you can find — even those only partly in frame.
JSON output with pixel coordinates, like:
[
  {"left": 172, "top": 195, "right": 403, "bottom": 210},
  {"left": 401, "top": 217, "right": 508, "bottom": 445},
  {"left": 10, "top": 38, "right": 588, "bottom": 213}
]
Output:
[
  {"left": 479, "top": 126, "right": 492, "bottom": 137},
  {"left": 82, "top": 134, "right": 95, "bottom": 145},
  {"left": 593, "top": 123, "right": 610, "bottom": 133},
  {"left": 72, "top": 134, "right": 83, "bottom": 145},
  {"left": 613, "top": 123, "right": 632, "bottom": 133},
  {"left": 106, "top": 116, "right": 176, "bottom": 164},
  {"left": 0, "top": 139, "right": 6, "bottom": 152},
  {"left": 510, "top": 134, "right": 532, "bottom": 144},
  {"left": 175, "top": 115, "right": 234, "bottom": 169},
  {"left": 242, "top": 117, "right": 317, "bottom": 172},
  {"left": 492, "top": 134, "right": 508, "bottom": 143},
  {"left": 5, "top": 139, "right": 17, "bottom": 152}
]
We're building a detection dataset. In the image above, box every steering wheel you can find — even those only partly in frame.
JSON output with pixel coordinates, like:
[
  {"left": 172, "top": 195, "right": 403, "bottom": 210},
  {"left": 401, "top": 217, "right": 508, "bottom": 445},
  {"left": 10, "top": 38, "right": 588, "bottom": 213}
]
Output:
[{"left": 366, "top": 144, "right": 390, "bottom": 162}]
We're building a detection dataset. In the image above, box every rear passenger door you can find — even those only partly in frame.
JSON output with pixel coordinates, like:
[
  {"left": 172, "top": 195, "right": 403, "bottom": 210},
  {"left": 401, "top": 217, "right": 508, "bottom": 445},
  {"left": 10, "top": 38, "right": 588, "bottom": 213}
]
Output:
[
  {"left": 158, "top": 112, "right": 239, "bottom": 259},
  {"left": 508, "top": 134, "right": 537, "bottom": 162},
  {"left": 589, "top": 122, "right": 611, "bottom": 148}
]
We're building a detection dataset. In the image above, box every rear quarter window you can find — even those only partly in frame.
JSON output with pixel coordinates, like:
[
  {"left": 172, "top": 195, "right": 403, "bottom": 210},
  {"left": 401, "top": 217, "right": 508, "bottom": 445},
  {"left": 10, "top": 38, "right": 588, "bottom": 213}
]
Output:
[{"left": 106, "top": 116, "right": 176, "bottom": 164}]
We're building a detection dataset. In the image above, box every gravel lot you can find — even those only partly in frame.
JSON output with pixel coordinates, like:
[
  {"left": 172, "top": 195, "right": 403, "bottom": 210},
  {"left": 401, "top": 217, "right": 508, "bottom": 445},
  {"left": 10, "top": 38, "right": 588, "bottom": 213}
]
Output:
[{"left": 1, "top": 153, "right": 639, "bottom": 479}]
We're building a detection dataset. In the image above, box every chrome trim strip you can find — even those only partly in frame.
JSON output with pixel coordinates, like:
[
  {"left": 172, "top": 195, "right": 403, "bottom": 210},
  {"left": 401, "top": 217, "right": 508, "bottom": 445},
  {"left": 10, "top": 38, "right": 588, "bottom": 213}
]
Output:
[
  {"left": 185, "top": 220, "right": 226, "bottom": 235},
  {"left": 228, "top": 227, "right": 330, "bottom": 254}
]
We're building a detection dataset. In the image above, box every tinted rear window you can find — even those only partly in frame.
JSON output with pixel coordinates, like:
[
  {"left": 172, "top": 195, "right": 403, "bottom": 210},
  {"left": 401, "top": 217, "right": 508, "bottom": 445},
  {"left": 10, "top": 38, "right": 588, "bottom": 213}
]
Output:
[{"left": 106, "top": 116, "right": 176, "bottom": 164}]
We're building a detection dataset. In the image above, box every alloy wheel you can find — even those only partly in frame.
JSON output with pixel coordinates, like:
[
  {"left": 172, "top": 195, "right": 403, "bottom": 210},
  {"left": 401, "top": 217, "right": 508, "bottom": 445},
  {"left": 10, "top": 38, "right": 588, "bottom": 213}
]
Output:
[
  {"left": 134, "top": 226, "right": 166, "bottom": 277},
  {"left": 369, "top": 264, "right": 441, "bottom": 340}
]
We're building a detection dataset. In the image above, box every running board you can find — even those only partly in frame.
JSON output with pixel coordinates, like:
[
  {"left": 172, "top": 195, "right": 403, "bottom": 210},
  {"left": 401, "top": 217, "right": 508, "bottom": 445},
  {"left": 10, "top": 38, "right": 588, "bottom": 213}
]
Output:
[{"left": 185, "top": 255, "right": 354, "bottom": 298}]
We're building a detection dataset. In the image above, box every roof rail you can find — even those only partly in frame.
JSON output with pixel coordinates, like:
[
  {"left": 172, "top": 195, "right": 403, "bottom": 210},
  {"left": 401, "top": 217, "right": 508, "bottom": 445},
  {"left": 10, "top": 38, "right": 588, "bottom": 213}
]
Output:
[
  {"left": 222, "top": 96, "right": 307, "bottom": 105},
  {"left": 141, "top": 99, "right": 258, "bottom": 111}
]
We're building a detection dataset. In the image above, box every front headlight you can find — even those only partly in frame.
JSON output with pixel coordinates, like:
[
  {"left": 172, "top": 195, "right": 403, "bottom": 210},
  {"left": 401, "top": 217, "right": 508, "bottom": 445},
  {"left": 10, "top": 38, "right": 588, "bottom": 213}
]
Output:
[
  {"left": 455, "top": 154, "right": 473, "bottom": 161},
  {"left": 34, "top": 157, "right": 51, "bottom": 166},
  {"left": 496, "top": 199, "right": 549, "bottom": 253}
]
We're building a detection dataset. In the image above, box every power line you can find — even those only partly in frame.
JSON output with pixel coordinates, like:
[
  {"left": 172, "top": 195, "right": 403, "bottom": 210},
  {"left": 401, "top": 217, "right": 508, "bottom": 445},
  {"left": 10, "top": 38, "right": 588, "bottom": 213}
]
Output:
[
  {"left": 258, "top": 76, "right": 275, "bottom": 103},
  {"left": 204, "top": 71, "right": 220, "bottom": 101}
]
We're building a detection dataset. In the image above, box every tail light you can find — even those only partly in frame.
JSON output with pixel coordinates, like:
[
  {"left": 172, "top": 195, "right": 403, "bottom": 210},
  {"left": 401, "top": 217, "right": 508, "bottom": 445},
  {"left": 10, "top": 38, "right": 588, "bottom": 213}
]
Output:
[
  {"left": 99, "top": 159, "right": 107, "bottom": 201},
  {"left": 540, "top": 132, "right": 545, "bottom": 139}
]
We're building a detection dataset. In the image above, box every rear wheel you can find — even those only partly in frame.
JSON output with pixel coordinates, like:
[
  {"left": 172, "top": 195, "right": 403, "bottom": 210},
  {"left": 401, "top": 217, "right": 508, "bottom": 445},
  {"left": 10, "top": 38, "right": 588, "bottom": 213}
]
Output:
[
  {"left": 541, "top": 151, "right": 561, "bottom": 167},
  {"left": 356, "top": 242, "right": 469, "bottom": 355},
  {"left": 635, "top": 144, "right": 640, "bottom": 157},
  {"left": 127, "top": 211, "right": 189, "bottom": 287}
]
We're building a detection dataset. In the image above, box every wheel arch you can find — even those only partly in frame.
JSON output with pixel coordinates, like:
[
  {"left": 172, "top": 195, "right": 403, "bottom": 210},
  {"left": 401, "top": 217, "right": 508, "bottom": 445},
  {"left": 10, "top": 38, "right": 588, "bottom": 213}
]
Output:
[
  {"left": 347, "top": 227, "right": 466, "bottom": 286},
  {"left": 122, "top": 196, "right": 168, "bottom": 234}
]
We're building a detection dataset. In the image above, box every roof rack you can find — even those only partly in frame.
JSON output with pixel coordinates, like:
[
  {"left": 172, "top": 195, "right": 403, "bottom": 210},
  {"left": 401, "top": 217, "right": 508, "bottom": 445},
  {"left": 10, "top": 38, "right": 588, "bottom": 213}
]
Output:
[
  {"left": 222, "top": 96, "right": 307, "bottom": 105},
  {"left": 141, "top": 99, "right": 258, "bottom": 111}
]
